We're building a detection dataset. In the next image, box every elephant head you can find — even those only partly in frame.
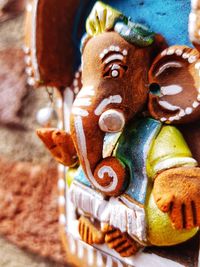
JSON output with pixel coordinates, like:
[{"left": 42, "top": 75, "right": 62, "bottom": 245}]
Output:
[
  {"left": 148, "top": 45, "right": 200, "bottom": 124},
  {"left": 70, "top": 2, "right": 165, "bottom": 197}
]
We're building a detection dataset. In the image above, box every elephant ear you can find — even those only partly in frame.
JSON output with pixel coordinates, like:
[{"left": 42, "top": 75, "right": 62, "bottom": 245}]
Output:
[
  {"left": 148, "top": 45, "right": 200, "bottom": 124},
  {"left": 24, "top": 0, "right": 84, "bottom": 88}
]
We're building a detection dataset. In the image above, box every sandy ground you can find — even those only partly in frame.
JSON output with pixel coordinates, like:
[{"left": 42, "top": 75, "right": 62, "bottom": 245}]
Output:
[
  {"left": 0, "top": 11, "right": 67, "bottom": 267},
  {"left": 0, "top": 237, "right": 64, "bottom": 267}
]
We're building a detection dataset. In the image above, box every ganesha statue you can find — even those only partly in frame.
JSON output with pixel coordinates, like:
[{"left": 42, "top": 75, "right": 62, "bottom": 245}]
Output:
[{"left": 37, "top": 1, "right": 200, "bottom": 261}]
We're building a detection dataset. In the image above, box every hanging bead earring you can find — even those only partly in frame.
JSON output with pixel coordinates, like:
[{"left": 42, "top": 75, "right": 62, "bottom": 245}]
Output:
[{"left": 36, "top": 87, "right": 58, "bottom": 127}]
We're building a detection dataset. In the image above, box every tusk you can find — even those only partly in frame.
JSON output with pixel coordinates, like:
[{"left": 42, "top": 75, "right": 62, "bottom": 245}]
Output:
[{"left": 98, "top": 109, "right": 125, "bottom": 133}]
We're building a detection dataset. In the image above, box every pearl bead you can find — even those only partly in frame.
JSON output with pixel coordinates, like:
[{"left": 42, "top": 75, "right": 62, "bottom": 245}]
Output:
[
  {"left": 111, "top": 70, "right": 119, "bottom": 77},
  {"left": 36, "top": 107, "right": 58, "bottom": 126}
]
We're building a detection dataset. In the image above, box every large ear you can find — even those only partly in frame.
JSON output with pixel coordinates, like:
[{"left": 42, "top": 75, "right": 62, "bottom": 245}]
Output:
[
  {"left": 24, "top": 0, "right": 87, "bottom": 89},
  {"left": 148, "top": 34, "right": 168, "bottom": 64},
  {"left": 148, "top": 45, "right": 200, "bottom": 124}
]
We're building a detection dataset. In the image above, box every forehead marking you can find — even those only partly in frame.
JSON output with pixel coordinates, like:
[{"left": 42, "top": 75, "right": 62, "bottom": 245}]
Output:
[
  {"left": 94, "top": 95, "right": 122, "bottom": 116},
  {"left": 99, "top": 46, "right": 128, "bottom": 60},
  {"left": 105, "top": 54, "right": 124, "bottom": 64}
]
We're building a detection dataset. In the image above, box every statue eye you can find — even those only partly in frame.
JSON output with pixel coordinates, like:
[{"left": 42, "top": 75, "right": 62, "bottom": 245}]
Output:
[
  {"left": 103, "top": 63, "right": 127, "bottom": 78},
  {"left": 111, "top": 69, "right": 120, "bottom": 78}
]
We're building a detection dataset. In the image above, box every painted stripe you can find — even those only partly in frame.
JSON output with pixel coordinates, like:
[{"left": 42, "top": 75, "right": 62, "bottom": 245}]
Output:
[
  {"left": 95, "top": 95, "right": 122, "bottom": 116},
  {"left": 106, "top": 256, "right": 113, "bottom": 267},
  {"left": 63, "top": 87, "right": 74, "bottom": 133},
  {"left": 97, "top": 166, "right": 118, "bottom": 190},
  {"left": 156, "top": 62, "right": 182, "bottom": 77},
  {"left": 73, "top": 97, "right": 92, "bottom": 107},
  {"left": 72, "top": 107, "right": 89, "bottom": 117},
  {"left": 161, "top": 85, "right": 183, "bottom": 96},
  {"left": 57, "top": 121, "right": 63, "bottom": 130},
  {"left": 69, "top": 235, "right": 76, "bottom": 254},
  {"left": 56, "top": 99, "right": 62, "bottom": 109},
  {"left": 88, "top": 247, "right": 94, "bottom": 266},
  {"left": 104, "top": 54, "right": 124, "bottom": 64},
  {"left": 78, "top": 242, "right": 84, "bottom": 258},
  {"left": 116, "top": 260, "right": 123, "bottom": 267},
  {"left": 74, "top": 116, "right": 120, "bottom": 193},
  {"left": 154, "top": 157, "right": 198, "bottom": 173},
  {"left": 158, "top": 100, "right": 180, "bottom": 111},
  {"left": 78, "top": 86, "right": 95, "bottom": 97},
  {"left": 97, "top": 251, "right": 104, "bottom": 267}
]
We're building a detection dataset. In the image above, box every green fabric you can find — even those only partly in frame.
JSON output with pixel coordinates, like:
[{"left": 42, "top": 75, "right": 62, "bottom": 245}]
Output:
[
  {"left": 115, "top": 21, "right": 155, "bottom": 47},
  {"left": 147, "top": 125, "right": 196, "bottom": 179}
]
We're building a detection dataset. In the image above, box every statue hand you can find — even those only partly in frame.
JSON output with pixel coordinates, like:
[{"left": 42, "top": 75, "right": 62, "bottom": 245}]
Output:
[
  {"left": 153, "top": 167, "right": 200, "bottom": 230},
  {"left": 37, "top": 128, "right": 77, "bottom": 166}
]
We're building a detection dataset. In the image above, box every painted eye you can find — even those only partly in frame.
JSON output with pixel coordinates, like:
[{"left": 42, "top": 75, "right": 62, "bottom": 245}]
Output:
[
  {"left": 103, "top": 63, "right": 127, "bottom": 78},
  {"left": 111, "top": 69, "right": 119, "bottom": 78}
]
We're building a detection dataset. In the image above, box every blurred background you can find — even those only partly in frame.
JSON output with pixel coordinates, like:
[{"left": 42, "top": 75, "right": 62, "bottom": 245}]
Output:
[
  {"left": 0, "top": 1, "right": 199, "bottom": 267},
  {"left": 0, "top": 1, "right": 68, "bottom": 266}
]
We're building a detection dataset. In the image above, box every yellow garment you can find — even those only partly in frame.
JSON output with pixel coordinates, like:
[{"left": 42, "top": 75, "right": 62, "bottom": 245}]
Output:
[
  {"left": 147, "top": 125, "right": 197, "bottom": 179},
  {"left": 146, "top": 193, "right": 198, "bottom": 246},
  {"left": 146, "top": 125, "right": 198, "bottom": 245}
]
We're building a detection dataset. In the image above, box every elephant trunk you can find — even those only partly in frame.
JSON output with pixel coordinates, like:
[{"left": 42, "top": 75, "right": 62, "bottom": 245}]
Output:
[{"left": 70, "top": 86, "right": 127, "bottom": 197}]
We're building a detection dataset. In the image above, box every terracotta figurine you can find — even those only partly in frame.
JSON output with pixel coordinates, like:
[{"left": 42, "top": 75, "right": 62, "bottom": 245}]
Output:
[{"left": 37, "top": 1, "right": 200, "bottom": 258}]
